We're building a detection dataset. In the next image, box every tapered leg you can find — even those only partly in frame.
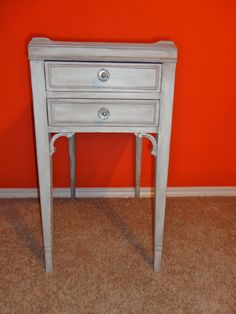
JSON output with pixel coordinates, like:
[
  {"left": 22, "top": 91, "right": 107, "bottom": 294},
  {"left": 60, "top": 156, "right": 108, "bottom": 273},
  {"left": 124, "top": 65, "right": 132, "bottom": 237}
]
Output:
[
  {"left": 154, "top": 132, "right": 166, "bottom": 272},
  {"left": 69, "top": 134, "right": 76, "bottom": 198},
  {"left": 154, "top": 63, "right": 176, "bottom": 271},
  {"left": 135, "top": 135, "right": 142, "bottom": 197},
  {"left": 38, "top": 136, "right": 53, "bottom": 273},
  {"left": 30, "top": 60, "right": 53, "bottom": 272}
]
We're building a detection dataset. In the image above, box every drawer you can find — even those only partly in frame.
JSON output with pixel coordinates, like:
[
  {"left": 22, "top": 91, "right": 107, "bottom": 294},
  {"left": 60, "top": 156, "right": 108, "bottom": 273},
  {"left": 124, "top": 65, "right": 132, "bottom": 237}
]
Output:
[
  {"left": 45, "top": 62, "right": 162, "bottom": 95},
  {"left": 47, "top": 99, "right": 159, "bottom": 127}
]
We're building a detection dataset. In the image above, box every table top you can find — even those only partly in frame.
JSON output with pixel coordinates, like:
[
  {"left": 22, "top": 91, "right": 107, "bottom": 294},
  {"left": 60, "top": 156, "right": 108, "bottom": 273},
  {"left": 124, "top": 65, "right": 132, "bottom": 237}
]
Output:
[{"left": 28, "top": 37, "right": 177, "bottom": 63}]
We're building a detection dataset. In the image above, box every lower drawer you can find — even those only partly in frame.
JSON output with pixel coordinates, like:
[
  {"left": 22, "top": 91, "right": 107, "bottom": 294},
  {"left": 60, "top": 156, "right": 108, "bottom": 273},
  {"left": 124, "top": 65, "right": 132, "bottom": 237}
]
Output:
[{"left": 47, "top": 99, "right": 159, "bottom": 127}]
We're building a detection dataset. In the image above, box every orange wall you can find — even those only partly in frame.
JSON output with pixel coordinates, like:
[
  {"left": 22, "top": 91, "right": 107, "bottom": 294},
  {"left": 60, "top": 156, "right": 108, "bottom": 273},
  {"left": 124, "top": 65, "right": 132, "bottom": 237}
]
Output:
[{"left": 1, "top": 0, "right": 236, "bottom": 188}]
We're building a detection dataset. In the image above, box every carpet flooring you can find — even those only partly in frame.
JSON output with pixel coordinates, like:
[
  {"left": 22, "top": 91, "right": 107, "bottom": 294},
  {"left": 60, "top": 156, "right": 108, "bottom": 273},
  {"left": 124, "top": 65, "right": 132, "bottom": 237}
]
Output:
[{"left": 0, "top": 197, "right": 235, "bottom": 314}]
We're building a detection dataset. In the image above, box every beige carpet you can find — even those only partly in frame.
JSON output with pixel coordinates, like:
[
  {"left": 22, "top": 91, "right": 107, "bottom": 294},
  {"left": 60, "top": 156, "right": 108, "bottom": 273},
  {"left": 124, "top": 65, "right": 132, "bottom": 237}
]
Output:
[{"left": 0, "top": 197, "right": 235, "bottom": 313}]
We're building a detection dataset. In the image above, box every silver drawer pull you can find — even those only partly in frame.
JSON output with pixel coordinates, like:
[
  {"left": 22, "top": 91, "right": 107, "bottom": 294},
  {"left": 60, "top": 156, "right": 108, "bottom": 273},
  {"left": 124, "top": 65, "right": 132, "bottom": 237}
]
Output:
[
  {"left": 97, "top": 69, "right": 110, "bottom": 82},
  {"left": 98, "top": 108, "right": 110, "bottom": 120}
]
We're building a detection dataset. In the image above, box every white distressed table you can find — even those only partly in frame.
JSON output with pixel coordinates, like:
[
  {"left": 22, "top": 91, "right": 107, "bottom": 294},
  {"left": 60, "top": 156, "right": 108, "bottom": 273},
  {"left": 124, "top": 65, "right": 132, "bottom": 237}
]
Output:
[{"left": 28, "top": 38, "right": 177, "bottom": 272}]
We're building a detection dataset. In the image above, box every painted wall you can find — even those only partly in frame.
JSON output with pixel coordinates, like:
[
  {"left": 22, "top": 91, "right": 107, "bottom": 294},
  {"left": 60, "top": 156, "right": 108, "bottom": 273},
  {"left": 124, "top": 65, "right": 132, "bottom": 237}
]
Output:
[{"left": 1, "top": 0, "right": 236, "bottom": 188}]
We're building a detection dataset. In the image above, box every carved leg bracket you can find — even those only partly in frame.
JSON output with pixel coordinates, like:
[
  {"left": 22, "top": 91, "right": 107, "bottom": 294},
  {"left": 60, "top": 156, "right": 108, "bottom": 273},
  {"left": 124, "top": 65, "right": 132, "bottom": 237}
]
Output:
[
  {"left": 135, "top": 133, "right": 158, "bottom": 156},
  {"left": 50, "top": 132, "right": 75, "bottom": 156}
]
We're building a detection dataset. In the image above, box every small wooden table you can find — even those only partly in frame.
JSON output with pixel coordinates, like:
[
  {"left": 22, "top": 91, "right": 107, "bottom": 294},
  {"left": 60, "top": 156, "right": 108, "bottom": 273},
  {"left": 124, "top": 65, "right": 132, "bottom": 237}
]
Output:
[{"left": 28, "top": 38, "right": 177, "bottom": 272}]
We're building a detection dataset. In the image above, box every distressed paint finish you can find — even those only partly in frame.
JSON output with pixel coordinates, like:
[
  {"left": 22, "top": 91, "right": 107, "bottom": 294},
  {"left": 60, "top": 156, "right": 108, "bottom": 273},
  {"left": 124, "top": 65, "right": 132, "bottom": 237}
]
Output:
[
  {"left": 28, "top": 38, "right": 177, "bottom": 62},
  {"left": 69, "top": 134, "right": 76, "bottom": 198},
  {"left": 47, "top": 99, "right": 159, "bottom": 127},
  {"left": 135, "top": 135, "right": 142, "bottom": 197},
  {"left": 45, "top": 62, "right": 162, "bottom": 94},
  {"left": 28, "top": 38, "right": 177, "bottom": 272},
  {"left": 154, "top": 63, "right": 176, "bottom": 271},
  {"left": 29, "top": 60, "right": 53, "bottom": 272}
]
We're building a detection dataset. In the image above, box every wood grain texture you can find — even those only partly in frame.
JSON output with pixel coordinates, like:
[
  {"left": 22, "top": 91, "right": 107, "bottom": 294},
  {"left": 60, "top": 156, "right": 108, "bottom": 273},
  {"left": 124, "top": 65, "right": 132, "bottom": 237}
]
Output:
[
  {"left": 69, "top": 135, "right": 76, "bottom": 198},
  {"left": 28, "top": 37, "right": 177, "bottom": 273},
  {"left": 29, "top": 60, "right": 53, "bottom": 272},
  {"left": 45, "top": 62, "right": 162, "bottom": 95},
  {"left": 135, "top": 135, "right": 142, "bottom": 197},
  {"left": 46, "top": 91, "right": 161, "bottom": 100},
  {"left": 47, "top": 99, "right": 159, "bottom": 128},
  {"left": 28, "top": 38, "right": 177, "bottom": 62},
  {"left": 48, "top": 125, "right": 159, "bottom": 133},
  {"left": 154, "top": 63, "right": 176, "bottom": 271}
]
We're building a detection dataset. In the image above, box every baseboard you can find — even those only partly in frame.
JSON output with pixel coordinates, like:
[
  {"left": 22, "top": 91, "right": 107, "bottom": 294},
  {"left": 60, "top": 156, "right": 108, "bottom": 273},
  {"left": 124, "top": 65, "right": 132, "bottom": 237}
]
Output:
[{"left": 0, "top": 186, "right": 236, "bottom": 198}]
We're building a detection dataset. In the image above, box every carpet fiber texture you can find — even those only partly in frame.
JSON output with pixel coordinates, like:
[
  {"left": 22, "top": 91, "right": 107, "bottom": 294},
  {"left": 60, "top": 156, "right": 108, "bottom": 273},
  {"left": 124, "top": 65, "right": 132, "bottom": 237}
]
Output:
[{"left": 0, "top": 197, "right": 235, "bottom": 313}]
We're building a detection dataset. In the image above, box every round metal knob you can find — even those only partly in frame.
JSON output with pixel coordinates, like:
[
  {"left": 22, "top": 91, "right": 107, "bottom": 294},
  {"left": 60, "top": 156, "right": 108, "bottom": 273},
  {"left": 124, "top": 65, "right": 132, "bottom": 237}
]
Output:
[
  {"left": 98, "top": 108, "right": 110, "bottom": 120},
  {"left": 97, "top": 69, "right": 110, "bottom": 82}
]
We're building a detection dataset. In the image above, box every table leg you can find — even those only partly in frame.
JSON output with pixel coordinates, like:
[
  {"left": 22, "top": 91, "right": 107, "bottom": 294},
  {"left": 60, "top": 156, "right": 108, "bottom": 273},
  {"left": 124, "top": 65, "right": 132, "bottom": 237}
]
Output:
[
  {"left": 30, "top": 60, "right": 53, "bottom": 272},
  {"left": 135, "top": 134, "right": 142, "bottom": 197},
  {"left": 154, "top": 132, "right": 166, "bottom": 272},
  {"left": 154, "top": 63, "right": 176, "bottom": 271},
  {"left": 69, "top": 134, "right": 76, "bottom": 198},
  {"left": 38, "top": 136, "right": 53, "bottom": 273},
  {"left": 35, "top": 132, "right": 53, "bottom": 273}
]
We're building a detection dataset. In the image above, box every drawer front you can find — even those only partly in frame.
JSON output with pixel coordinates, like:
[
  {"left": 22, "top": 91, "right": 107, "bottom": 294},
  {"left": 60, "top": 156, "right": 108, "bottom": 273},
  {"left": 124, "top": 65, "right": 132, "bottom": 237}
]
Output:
[
  {"left": 47, "top": 99, "right": 159, "bottom": 127},
  {"left": 45, "top": 62, "right": 161, "bottom": 94}
]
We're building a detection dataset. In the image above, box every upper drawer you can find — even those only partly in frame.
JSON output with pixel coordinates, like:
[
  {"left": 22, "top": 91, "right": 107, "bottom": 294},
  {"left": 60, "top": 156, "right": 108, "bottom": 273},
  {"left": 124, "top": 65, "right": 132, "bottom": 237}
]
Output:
[{"left": 45, "top": 62, "right": 162, "bottom": 94}]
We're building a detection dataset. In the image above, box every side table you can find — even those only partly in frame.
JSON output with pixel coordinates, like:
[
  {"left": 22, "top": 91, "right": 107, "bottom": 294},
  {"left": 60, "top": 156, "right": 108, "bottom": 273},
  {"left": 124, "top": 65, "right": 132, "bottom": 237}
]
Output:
[{"left": 28, "top": 38, "right": 177, "bottom": 272}]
